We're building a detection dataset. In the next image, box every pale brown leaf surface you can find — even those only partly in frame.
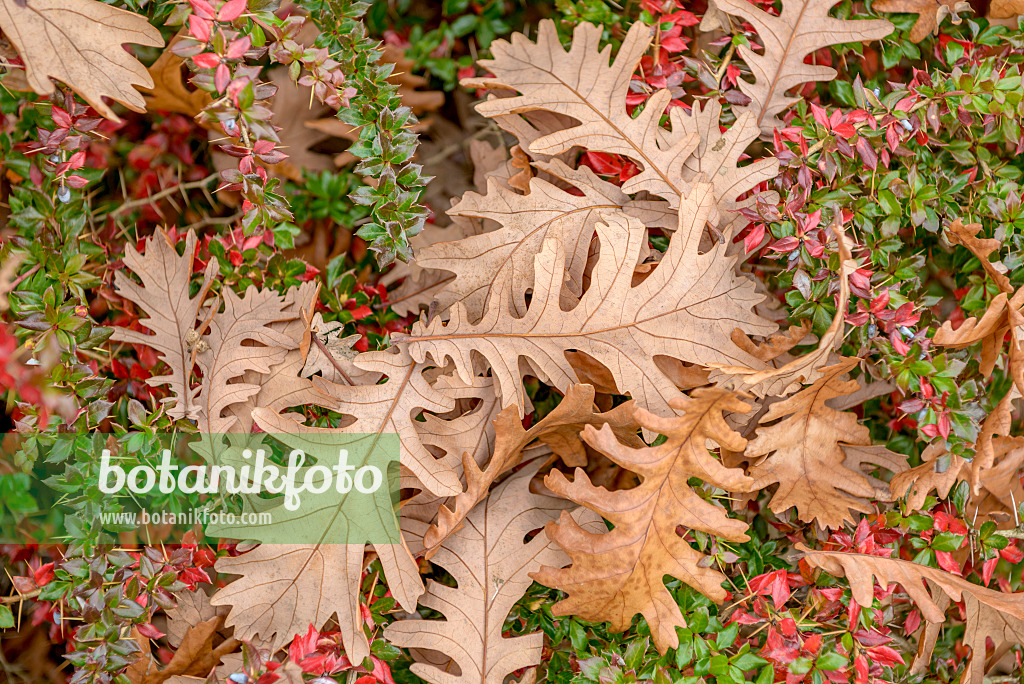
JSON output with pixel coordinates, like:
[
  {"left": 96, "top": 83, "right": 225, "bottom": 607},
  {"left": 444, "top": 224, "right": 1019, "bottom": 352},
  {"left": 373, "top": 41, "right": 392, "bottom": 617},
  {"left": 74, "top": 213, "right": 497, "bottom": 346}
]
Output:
[
  {"left": 532, "top": 388, "right": 753, "bottom": 653},
  {"left": 253, "top": 346, "right": 464, "bottom": 497},
  {"left": 744, "top": 358, "right": 907, "bottom": 529},
  {"left": 111, "top": 230, "right": 217, "bottom": 422},
  {"left": 464, "top": 21, "right": 700, "bottom": 207},
  {"left": 386, "top": 462, "right": 604, "bottom": 684},
  {"left": 195, "top": 286, "right": 299, "bottom": 433},
  {"left": 874, "top": 0, "right": 973, "bottom": 42},
  {"left": 164, "top": 588, "right": 227, "bottom": 650},
  {"left": 418, "top": 159, "right": 674, "bottom": 320},
  {"left": 889, "top": 443, "right": 967, "bottom": 511},
  {"left": 0, "top": 0, "right": 163, "bottom": 121},
  {"left": 800, "top": 547, "right": 1024, "bottom": 684},
  {"left": 213, "top": 543, "right": 419, "bottom": 663},
  {"left": 674, "top": 100, "right": 780, "bottom": 226},
  {"left": 934, "top": 288, "right": 1024, "bottom": 394},
  {"left": 401, "top": 184, "right": 776, "bottom": 420},
  {"left": 945, "top": 219, "right": 1011, "bottom": 293},
  {"left": 990, "top": 0, "right": 1024, "bottom": 18},
  {"left": 423, "top": 383, "right": 641, "bottom": 550},
  {"left": 713, "top": 0, "right": 893, "bottom": 135}
]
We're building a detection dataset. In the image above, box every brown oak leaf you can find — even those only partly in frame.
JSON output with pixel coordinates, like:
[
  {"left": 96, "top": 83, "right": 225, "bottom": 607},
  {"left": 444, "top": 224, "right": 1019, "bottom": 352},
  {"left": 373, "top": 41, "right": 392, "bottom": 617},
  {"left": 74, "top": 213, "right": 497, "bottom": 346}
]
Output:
[
  {"left": 417, "top": 159, "right": 675, "bottom": 320},
  {"left": 713, "top": 0, "right": 893, "bottom": 135},
  {"left": 874, "top": 1, "right": 973, "bottom": 42},
  {"left": 400, "top": 184, "right": 776, "bottom": 422},
  {"left": 463, "top": 20, "right": 700, "bottom": 208},
  {"left": 423, "top": 383, "right": 641, "bottom": 551},
  {"left": 0, "top": 0, "right": 163, "bottom": 121},
  {"left": 744, "top": 358, "right": 907, "bottom": 529},
  {"left": 386, "top": 461, "right": 604, "bottom": 684},
  {"left": 532, "top": 388, "right": 754, "bottom": 653},
  {"left": 800, "top": 547, "right": 1024, "bottom": 684}
]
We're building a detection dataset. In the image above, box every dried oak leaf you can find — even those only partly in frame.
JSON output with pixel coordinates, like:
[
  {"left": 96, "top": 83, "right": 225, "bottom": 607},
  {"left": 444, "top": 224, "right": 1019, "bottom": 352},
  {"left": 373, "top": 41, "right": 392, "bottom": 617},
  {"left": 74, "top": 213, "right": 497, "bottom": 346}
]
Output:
[
  {"left": 800, "top": 547, "right": 1024, "bottom": 684},
  {"left": 990, "top": 0, "right": 1024, "bottom": 18},
  {"left": 115, "top": 230, "right": 301, "bottom": 433},
  {"left": 213, "top": 541, "right": 422, "bottom": 663},
  {"left": 532, "top": 387, "right": 753, "bottom": 653},
  {"left": 674, "top": 99, "right": 780, "bottom": 228},
  {"left": 164, "top": 588, "right": 228, "bottom": 649},
  {"left": 744, "top": 357, "right": 907, "bottom": 529},
  {"left": 400, "top": 183, "right": 776, "bottom": 421},
  {"left": 111, "top": 230, "right": 218, "bottom": 422},
  {"left": 874, "top": 0, "right": 973, "bottom": 42},
  {"left": 889, "top": 442, "right": 968, "bottom": 511},
  {"left": 0, "top": 0, "right": 163, "bottom": 121},
  {"left": 934, "top": 287, "right": 1024, "bottom": 396},
  {"left": 253, "top": 346, "right": 464, "bottom": 497},
  {"left": 126, "top": 616, "right": 239, "bottom": 684},
  {"left": 713, "top": 0, "right": 893, "bottom": 136},
  {"left": 423, "top": 383, "right": 641, "bottom": 551},
  {"left": 464, "top": 21, "right": 701, "bottom": 210},
  {"left": 418, "top": 159, "right": 675, "bottom": 320},
  {"left": 386, "top": 462, "right": 604, "bottom": 684}
]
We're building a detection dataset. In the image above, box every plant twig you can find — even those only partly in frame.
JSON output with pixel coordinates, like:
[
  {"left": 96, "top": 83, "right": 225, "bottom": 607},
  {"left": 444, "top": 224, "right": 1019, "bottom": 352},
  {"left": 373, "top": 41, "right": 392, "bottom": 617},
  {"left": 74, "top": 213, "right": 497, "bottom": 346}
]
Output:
[
  {"left": 1, "top": 588, "right": 41, "bottom": 604},
  {"left": 102, "top": 173, "right": 219, "bottom": 219},
  {"left": 312, "top": 332, "right": 355, "bottom": 385}
]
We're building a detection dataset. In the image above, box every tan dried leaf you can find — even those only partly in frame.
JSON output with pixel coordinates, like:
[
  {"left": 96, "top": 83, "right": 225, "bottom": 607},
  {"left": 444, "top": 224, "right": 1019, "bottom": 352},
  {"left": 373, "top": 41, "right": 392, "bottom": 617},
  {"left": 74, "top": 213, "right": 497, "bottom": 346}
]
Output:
[
  {"left": 423, "top": 383, "right": 641, "bottom": 550},
  {"left": 253, "top": 346, "right": 464, "bottom": 498},
  {"left": 386, "top": 462, "right": 604, "bottom": 684},
  {"left": 874, "top": 0, "right": 973, "bottom": 42},
  {"left": 713, "top": 0, "right": 893, "bottom": 135},
  {"left": 675, "top": 100, "right": 780, "bottom": 225},
  {"left": 744, "top": 358, "right": 907, "bottom": 529},
  {"left": 0, "top": 0, "right": 163, "bottom": 121},
  {"left": 800, "top": 547, "right": 1024, "bottom": 684},
  {"left": 532, "top": 388, "right": 753, "bottom": 653},
  {"left": 945, "top": 219, "right": 1011, "bottom": 293},
  {"left": 990, "top": 0, "right": 1024, "bottom": 18},
  {"left": 464, "top": 21, "right": 701, "bottom": 207},
  {"left": 164, "top": 588, "right": 228, "bottom": 649},
  {"left": 111, "top": 231, "right": 217, "bottom": 422},
  {"left": 194, "top": 286, "right": 299, "bottom": 433},
  {"left": 401, "top": 184, "right": 776, "bottom": 420},
  {"left": 213, "top": 542, "right": 420, "bottom": 662},
  {"left": 889, "top": 443, "right": 967, "bottom": 511},
  {"left": 934, "top": 287, "right": 1024, "bottom": 395},
  {"left": 418, "top": 159, "right": 674, "bottom": 319},
  {"left": 991, "top": 0, "right": 1024, "bottom": 17}
]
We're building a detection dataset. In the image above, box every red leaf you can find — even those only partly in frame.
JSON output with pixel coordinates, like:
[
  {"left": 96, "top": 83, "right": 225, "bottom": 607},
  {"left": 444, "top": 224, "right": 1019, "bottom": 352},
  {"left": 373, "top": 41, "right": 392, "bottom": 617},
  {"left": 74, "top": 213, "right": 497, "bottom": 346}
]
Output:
[
  {"left": 193, "top": 52, "right": 221, "bottom": 69},
  {"left": 217, "top": 0, "right": 247, "bottom": 21},
  {"left": 855, "top": 137, "right": 878, "bottom": 170}
]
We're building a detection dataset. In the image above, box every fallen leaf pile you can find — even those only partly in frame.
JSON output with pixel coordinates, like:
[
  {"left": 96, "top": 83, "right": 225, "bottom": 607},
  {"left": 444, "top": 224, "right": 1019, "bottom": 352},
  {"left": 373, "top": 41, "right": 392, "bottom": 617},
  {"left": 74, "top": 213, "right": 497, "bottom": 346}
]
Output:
[{"left": 39, "top": 5, "right": 1024, "bottom": 683}]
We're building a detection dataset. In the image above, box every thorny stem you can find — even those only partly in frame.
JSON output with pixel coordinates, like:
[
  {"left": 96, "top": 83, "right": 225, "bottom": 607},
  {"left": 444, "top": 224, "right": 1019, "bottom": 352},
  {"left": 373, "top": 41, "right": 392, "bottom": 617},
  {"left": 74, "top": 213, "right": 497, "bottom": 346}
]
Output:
[{"left": 104, "top": 174, "right": 220, "bottom": 218}]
